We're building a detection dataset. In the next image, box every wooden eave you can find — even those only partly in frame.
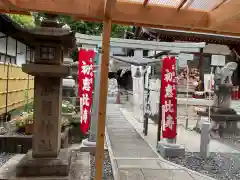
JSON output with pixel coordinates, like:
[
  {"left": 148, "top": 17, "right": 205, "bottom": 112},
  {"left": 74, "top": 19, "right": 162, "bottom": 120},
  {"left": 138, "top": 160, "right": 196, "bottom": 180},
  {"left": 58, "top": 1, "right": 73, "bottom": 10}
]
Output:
[
  {"left": 0, "top": 14, "right": 76, "bottom": 49},
  {"left": 0, "top": 0, "right": 239, "bottom": 36},
  {"left": 135, "top": 27, "right": 240, "bottom": 45},
  {"left": 0, "top": 14, "right": 34, "bottom": 47}
]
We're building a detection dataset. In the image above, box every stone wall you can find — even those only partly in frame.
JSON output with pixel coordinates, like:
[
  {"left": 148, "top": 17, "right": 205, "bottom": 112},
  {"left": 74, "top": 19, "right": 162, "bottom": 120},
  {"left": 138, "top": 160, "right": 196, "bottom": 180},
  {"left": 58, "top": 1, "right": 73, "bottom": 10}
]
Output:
[
  {"left": 0, "top": 128, "right": 69, "bottom": 153},
  {"left": 0, "top": 135, "right": 32, "bottom": 153}
]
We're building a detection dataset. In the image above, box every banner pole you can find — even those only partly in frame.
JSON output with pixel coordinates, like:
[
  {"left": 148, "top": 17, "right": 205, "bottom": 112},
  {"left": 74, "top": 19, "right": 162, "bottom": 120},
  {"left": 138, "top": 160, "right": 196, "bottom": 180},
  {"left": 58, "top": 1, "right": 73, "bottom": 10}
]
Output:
[
  {"left": 157, "top": 90, "right": 162, "bottom": 143},
  {"left": 208, "top": 67, "right": 213, "bottom": 122},
  {"left": 185, "top": 64, "right": 189, "bottom": 129}
]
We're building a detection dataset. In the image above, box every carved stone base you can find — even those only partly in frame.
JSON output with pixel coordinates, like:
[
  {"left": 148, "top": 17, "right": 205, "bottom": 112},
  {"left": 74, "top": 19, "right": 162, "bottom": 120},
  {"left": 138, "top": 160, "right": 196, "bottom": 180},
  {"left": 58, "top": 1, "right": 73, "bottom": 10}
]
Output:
[
  {"left": 16, "top": 149, "right": 71, "bottom": 177},
  {"left": 197, "top": 111, "right": 240, "bottom": 137},
  {"left": 198, "top": 111, "right": 240, "bottom": 122},
  {"left": 206, "top": 108, "right": 237, "bottom": 115},
  {"left": 157, "top": 141, "right": 185, "bottom": 158},
  {"left": 0, "top": 151, "right": 90, "bottom": 180}
]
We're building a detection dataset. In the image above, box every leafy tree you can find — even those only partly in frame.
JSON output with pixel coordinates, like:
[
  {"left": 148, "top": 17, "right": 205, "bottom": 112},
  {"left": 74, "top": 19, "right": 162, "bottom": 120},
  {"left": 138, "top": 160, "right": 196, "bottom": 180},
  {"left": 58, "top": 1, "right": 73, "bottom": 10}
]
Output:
[
  {"left": 32, "top": 12, "right": 44, "bottom": 26},
  {"left": 58, "top": 15, "right": 104, "bottom": 36},
  {"left": 33, "top": 13, "right": 132, "bottom": 38},
  {"left": 8, "top": 13, "right": 132, "bottom": 62},
  {"left": 111, "top": 23, "right": 132, "bottom": 38},
  {"left": 7, "top": 14, "right": 35, "bottom": 28},
  {"left": 70, "top": 48, "right": 78, "bottom": 62},
  {"left": 33, "top": 13, "right": 132, "bottom": 61}
]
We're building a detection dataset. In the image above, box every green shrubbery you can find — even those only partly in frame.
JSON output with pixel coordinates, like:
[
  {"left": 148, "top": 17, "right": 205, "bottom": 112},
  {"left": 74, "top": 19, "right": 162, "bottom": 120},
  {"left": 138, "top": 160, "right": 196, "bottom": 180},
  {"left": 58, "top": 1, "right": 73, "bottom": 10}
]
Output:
[
  {"left": 16, "top": 100, "right": 75, "bottom": 130},
  {"left": 62, "top": 100, "right": 75, "bottom": 113},
  {"left": 15, "top": 111, "right": 34, "bottom": 128}
]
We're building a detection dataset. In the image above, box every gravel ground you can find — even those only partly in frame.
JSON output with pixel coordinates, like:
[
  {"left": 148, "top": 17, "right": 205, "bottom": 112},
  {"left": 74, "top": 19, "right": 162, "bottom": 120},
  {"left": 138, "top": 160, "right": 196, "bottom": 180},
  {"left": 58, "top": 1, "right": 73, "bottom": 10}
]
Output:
[
  {"left": 0, "top": 127, "right": 27, "bottom": 136},
  {"left": 0, "top": 124, "right": 29, "bottom": 136},
  {"left": 166, "top": 152, "right": 240, "bottom": 180},
  {"left": 90, "top": 150, "right": 114, "bottom": 180},
  {"left": 0, "top": 153, "right": 14, "bottom": 167}
]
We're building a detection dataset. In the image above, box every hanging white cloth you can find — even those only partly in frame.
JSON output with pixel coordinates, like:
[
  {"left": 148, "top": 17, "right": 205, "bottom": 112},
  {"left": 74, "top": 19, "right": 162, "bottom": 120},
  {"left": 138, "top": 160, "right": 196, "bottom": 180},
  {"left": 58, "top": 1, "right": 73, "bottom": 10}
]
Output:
[{"left": 148, "top": 78, "right": 161, "bottom": 116}]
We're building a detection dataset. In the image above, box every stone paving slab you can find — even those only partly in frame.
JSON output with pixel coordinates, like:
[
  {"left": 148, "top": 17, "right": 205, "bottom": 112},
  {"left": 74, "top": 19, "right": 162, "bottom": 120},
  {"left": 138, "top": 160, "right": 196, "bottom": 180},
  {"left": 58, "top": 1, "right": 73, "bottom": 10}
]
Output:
[
  {"left": 106, "top": 106, "right": 158, "bottom": 159},
  {"left": 119, "top": 169, "right": 144, "bottom": 180},
  {"left": 119, "top": 168, "right": 195, "bottom": 180},
  {"left": 188, "top": 173, "right": 206, "bottom": 180},
  {"left": 116, "top": 159, "right": 180, "bottom": 170},
  {"left": 142, "top": 169, "right": 194, "bottom": 180}
]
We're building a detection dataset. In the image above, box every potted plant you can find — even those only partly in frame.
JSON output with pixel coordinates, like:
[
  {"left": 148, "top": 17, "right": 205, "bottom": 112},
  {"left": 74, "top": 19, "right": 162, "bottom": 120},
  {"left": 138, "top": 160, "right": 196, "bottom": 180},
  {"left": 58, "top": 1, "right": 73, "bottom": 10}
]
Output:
[
  {"left": 68, "top": 115, "right": 88, "bottom": 143},
  {"left": 62, "top": 100, "right": 75, "bottom": 114},
  {"left": 25, "top": 112, "right": 34, "bottom": 135},
  {"left": 16, "top": 116, "right": 26, "bottom": 133},
  {"left": 62, "top": 100, "right": 75, "bottom": 124}
]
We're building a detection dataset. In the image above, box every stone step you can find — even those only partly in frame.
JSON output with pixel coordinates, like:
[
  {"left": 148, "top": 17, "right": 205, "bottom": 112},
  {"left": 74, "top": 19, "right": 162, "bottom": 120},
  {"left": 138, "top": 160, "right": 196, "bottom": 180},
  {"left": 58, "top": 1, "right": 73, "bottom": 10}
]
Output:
[
  {"left": 119, "top": 168, "right": 197, "bottom": 180},
  {"left": 0, "top": 151, "right": 90, "bottom": 180}
]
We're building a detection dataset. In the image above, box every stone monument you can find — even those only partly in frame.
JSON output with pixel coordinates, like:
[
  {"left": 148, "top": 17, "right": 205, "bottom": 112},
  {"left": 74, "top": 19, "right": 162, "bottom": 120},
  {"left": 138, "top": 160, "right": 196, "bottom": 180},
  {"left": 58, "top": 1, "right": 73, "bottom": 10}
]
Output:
[
  {"left": 16, "top": 14, "right": 75, "bottom": 177},
  {"left": 62, "top": 75, "right": 76, "bottom": 104},
  {"left": 62, "top": 57, "right": 75, "bottom": 104},
  {"left": 70, "top": 61, "right": 80, "bottom": 112},
  {"left": 198, "top": 62, "right": 240, "bottom": 137}
]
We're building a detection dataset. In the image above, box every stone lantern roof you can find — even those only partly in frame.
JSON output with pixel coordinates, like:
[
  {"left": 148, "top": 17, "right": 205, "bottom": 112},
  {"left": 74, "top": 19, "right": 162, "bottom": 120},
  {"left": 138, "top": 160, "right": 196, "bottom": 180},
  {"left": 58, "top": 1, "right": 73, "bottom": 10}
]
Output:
[
  {"left": 21, "top": 14, "right": 75, "bottom": 77},
  {"left": 23, "top": 14, "right": 76, "bottom": 50}
]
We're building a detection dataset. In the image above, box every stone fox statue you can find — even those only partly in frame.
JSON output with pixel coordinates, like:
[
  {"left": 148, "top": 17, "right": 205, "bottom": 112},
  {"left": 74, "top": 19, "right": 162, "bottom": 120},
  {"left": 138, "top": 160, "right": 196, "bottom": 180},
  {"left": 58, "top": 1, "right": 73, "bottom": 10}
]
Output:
[
  {"left": 218, "top": 62, "right": 238, "bottom": 85},
  {"left": 210, "top": 62, "right": 238, "bottom": 134},
  {"left": 212, "top": 62, "right": 238, "bottom": 112}
]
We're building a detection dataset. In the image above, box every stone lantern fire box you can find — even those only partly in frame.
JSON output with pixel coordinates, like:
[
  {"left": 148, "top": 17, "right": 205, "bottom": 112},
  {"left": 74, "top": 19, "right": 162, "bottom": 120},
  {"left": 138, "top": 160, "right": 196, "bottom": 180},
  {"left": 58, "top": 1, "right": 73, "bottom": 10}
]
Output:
[{"left": 16, "top": 15, "right": 76, "bottom": 177}]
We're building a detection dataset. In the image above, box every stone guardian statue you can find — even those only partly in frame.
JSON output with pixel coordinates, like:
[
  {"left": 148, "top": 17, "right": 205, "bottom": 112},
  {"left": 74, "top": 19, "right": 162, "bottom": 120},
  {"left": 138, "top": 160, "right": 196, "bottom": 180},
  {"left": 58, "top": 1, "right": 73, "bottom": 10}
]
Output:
[
  {"left": 209, "top": 62, "right": 238, "bottom": 136},
  {"left": 212, "top": 62, "right": 238, "bottom": 114}
]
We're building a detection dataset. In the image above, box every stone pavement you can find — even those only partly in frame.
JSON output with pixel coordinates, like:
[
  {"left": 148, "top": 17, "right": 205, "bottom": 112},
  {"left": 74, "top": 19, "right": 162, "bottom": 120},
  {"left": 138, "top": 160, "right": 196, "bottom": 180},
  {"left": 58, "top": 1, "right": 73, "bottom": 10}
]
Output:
[
  {"left": 177, "top": 98, "right": 240, "bottom": 130},
  {"left": 106, "top": 104, "right": 216, "bottom": 180},
  {"left": 121, "top": 106, "right": 240, "bottom": 153}
]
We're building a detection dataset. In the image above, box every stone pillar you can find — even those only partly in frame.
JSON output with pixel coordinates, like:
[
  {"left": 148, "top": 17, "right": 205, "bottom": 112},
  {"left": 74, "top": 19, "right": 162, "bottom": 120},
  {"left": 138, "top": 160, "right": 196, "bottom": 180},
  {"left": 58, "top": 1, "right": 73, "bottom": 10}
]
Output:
[
  {"left": 132, "top": 49, "right": 144, "bottom": 122},
  {"left": 200, "top": 122, "right": 210, "bottom": 158},
  {"left": 32, "top": 77, "right": 62, "bottom": 158},
  {"left": 88, "top": 52, "right": 101, "bottom": 143}
]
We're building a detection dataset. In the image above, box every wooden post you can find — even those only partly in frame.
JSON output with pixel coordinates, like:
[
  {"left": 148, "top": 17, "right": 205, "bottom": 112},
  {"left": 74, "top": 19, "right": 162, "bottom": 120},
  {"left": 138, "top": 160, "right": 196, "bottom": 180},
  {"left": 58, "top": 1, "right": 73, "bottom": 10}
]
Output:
[
  {"left": 198, "top": 48, "right": 204, "bottom": 83},
  {"left": 94, "top": 18, "right": 112, "bottom": 180}
]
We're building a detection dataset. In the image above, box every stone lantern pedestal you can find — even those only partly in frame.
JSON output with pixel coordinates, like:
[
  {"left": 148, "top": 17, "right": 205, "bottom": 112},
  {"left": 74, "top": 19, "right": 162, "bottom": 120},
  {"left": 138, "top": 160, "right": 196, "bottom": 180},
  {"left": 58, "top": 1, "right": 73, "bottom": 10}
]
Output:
[
  {"left": 16, "top": 149, "right": 71, "bottom": 177},
  {"left": 16, "top": 66, "right": 71, "bottom": 177},
  {"left": 16, "top": 15, "right": 74, "bottom": 177}
]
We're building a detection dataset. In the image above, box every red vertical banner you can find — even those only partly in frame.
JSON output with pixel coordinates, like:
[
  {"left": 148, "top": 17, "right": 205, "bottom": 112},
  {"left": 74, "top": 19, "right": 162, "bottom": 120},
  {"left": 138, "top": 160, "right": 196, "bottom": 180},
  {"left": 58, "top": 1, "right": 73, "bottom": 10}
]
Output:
[
  {"left": 78, "top": 49, "right": 95, "bottom": 135},
  {"left": 160, "top": 56, "right": 177, "bottom": 139}
]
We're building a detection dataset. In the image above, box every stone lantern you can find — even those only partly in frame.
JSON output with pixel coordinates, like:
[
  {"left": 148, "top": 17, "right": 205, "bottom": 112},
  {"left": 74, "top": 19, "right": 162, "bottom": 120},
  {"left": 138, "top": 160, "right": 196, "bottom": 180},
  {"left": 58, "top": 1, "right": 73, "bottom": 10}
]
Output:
[{"left": 16, "top": 14, "right": 75, "bottom": 177}]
